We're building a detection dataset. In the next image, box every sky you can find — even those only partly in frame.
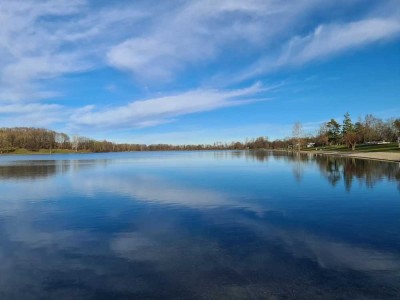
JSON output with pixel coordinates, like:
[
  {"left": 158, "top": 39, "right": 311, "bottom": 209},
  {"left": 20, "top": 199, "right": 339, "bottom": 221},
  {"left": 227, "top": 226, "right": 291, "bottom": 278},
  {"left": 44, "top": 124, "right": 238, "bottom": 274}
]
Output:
[{"left": 0, "top": 0, "right": 399, "bottom": 144}]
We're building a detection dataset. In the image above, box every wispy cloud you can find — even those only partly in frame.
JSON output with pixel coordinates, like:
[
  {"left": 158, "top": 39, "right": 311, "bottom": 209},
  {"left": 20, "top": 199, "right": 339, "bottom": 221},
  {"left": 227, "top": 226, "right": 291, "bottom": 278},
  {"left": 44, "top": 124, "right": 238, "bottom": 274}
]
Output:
[
  {"left": 0, "top": 0, "right": 146, "bottom": 102},
  {"left": 106, "top": 0, "right": 278, "bottom": 81},
  {"left": 236, "top": 17, "right": 400, "bottom": 81},
  {"left": 70, "top": 83, "right": 266, "bottom": 129},
  {"left": 0, "top": 78, "right": 292, "bottom": 139},
  {"left": 0, "top": 103, "right": 66, "bottom": 127},
  {"left": 106, "top": 0, "right": 345, "bottom": 82},
  {"left": 286, "top": 18, "right": 400, "bottom": 64},
  {"left": 0, "top": 0, "right": 84, "bottom": 102}
]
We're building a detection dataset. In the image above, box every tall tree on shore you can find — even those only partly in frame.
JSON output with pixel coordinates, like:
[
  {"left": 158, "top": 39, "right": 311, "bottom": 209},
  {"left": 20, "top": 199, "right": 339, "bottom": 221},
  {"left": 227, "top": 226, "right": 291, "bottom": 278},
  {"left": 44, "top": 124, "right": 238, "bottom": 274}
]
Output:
[
  {"left": 394, "top": 119, "right": 400, "bottom": 148},
  {"left": 317, "top": 122, "right": 329, "bottom": 146},
  {"left": 71, "top": 135, "right": 80, "bottom": 152},
  {"left": 363, "top": 114, "right": 381, "bottom": 142},
  {"left": 342, "top": 113, "right": 359, "bottom": 150},
  {"left": 342, "top": 112, "right": 354, "bottom": 137},
  {"left": 292, "top": 122, "right": 303, "bottom": 151},
  {"left": 326, "top": 119, "right": 341, "bottom": 145}
]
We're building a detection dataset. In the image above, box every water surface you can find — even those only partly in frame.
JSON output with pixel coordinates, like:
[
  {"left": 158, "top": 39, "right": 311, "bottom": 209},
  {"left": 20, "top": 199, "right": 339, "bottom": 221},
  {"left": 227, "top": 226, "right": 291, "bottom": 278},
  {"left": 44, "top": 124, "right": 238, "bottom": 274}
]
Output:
[{"left": 0, "top": 151, "right": 399, "bottom": 299}]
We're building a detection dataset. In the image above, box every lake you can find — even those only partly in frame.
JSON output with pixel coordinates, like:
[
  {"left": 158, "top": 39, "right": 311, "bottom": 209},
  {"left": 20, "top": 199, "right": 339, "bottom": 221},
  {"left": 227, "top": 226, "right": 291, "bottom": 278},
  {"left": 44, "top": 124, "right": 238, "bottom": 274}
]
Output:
[{"left": 0, "top": 151, "right": 399, "bottom": 299}]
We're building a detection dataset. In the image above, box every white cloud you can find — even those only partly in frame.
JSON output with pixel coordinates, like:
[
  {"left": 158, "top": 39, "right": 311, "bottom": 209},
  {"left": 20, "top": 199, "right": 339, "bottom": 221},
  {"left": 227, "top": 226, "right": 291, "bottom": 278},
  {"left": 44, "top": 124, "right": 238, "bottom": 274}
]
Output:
[
  {"left": 106, "top": 0, "right": 400, "bottom": 83},
  {"left": 6, "top": 83, "right": 267, "bottom": 133},
  {"left": 286, "top": 18, "right": 400, "bottom": 64},
  {"left": 0, "top": 103, "right": 66, "bottom": 127},
  {"left": 237, "top": 17, "right": 400, "bottom": 81},
  {"left": 0, "top": 0, "right": 146, "bottom": 102},
  {"left": 0, "top": 103, "right": 61, "bottom": 114},
  {"left": 106, "top": 0, "right": 319, "bottom": 81},
  {"left": 244, "top": 219, "right": 400, "bottom": 272},
  {"left": 70, "top": 83, "right": 266, "bottom": 129},
  {"left": 0, "top": 0, "right": 84, "bottom": 101}
]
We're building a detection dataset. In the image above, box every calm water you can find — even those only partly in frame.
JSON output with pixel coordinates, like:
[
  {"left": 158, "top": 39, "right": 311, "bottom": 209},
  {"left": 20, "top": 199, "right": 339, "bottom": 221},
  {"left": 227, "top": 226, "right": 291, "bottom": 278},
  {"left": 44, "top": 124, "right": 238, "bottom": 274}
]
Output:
[{"left": 0, "top": 151, "right": 399, "bottom": 299}]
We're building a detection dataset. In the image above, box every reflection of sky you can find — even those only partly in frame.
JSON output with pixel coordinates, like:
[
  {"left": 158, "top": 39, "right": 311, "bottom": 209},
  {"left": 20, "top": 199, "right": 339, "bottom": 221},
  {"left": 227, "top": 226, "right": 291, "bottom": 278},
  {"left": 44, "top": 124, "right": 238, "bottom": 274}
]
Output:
[{"left": 0, "top": 151, "right": 399, "bottom": 298}]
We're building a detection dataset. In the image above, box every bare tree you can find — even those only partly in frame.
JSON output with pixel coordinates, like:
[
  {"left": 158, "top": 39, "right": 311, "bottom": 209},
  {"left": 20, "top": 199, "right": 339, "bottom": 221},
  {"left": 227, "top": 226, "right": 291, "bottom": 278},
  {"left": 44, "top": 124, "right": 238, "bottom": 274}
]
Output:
[
  {"left": 71, "top": 135, "right": 80, "bottom": 152},
  {"left": 343, "top": 131, "right": 359, "bottom": 151},
  {"left": 292, "top": 121, "right": 303, "bottom": 151}
]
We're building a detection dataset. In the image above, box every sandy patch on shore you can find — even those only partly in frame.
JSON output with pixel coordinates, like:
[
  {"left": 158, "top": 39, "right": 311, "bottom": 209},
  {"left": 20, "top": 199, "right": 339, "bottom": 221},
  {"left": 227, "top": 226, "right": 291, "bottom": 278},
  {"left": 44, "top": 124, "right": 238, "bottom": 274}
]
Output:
[
  {"left": 303, "top": 150, "right": 400, "bottom": 162},
  {"left": 345, "top": 152, "right": 400, "bottom": 162}
]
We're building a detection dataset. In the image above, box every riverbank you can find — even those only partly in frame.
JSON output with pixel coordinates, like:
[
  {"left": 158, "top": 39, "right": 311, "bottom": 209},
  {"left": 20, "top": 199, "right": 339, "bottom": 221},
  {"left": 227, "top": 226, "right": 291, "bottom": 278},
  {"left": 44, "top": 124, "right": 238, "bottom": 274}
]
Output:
[
  {"left": 2, "top": 147, "right": 400, "bottom": 162},
  {"left": 302, "top": 150, "right": 400, "bottom": 162},
  {"left": 300, "top": 142, "right": 400, "bottom": 162}
]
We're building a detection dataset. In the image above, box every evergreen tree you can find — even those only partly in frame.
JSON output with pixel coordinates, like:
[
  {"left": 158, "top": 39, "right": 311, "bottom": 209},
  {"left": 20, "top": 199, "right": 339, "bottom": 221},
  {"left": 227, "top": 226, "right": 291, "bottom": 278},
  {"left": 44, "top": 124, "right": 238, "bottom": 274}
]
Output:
[
  {"left": 342, "top": 112, "right": 354, "bottom": 136},
  {"left": 342, "top": 113, "right": 360, "bottom": 150},
  {"left": 326, "top": 119, "right": 341, "bottom": 145}
]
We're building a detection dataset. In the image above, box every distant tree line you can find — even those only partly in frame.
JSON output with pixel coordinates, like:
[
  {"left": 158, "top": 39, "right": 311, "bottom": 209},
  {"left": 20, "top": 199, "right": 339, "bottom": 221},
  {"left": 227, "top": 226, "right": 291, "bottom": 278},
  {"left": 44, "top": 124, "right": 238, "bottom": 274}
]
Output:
[
  {"left": 0, "top": 128, "right": 140, "bottom": 153},
  {"left": 0, "top": 127, "right": 273, "bottom": 153},
  {"left": 0, "top": 113, "right": 399, "bottom": 153}
]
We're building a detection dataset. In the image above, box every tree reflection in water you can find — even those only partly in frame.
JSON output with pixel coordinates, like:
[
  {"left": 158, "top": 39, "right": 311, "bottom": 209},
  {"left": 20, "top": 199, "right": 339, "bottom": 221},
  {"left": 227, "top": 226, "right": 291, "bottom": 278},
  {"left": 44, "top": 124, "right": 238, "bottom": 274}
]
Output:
[
  {"left": 239, "top": 150, "right": 400, "bottom": 191},
  {"left": 0, "top": 151, "right": 398, "bottom": 191}
]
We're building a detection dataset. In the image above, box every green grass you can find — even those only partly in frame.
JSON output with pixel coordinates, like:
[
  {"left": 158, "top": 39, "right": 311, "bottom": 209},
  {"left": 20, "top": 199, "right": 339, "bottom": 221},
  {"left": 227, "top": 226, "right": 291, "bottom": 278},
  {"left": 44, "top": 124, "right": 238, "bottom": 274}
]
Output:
[{"left": 304, "top": 143, "right": 400, "bottom": 153}]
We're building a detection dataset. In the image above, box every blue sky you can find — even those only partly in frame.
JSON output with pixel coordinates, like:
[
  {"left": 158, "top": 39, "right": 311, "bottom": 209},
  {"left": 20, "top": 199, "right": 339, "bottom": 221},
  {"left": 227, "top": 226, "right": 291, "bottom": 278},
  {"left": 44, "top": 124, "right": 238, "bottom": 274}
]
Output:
[{"left": 0, "top": 0, "right": 399, "bottom": 144}]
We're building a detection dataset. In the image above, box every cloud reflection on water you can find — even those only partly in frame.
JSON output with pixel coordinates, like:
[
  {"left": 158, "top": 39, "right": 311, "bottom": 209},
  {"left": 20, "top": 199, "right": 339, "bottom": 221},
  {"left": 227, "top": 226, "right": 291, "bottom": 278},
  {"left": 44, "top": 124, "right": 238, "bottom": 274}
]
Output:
[{"left": 0, "top": 151, "right": 399, "bottom": 298}]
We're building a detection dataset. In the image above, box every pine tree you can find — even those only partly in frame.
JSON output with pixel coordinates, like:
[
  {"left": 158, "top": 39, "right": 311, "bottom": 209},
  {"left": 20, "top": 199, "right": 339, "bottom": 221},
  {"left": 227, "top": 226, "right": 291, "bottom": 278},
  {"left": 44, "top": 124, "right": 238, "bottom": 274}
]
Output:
[
  {"left": 326, "top": 119, "right": 341, "bottom": 145},
  {"left": 342, "top": 113, "right": 359, "bottom": 150},
  {"left": 342, "top": 112, "right": 354, "bottom": 136}
]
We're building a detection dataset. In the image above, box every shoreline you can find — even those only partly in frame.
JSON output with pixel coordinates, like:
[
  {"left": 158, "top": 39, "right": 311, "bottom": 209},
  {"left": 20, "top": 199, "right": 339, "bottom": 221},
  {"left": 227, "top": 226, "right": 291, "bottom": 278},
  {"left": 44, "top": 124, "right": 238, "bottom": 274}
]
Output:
[
  {"left": 1, "top": 148, "right": 400, "bottom": 163},
  {"left": 300, "top": 150, "right": 400, "bottom": 163}
]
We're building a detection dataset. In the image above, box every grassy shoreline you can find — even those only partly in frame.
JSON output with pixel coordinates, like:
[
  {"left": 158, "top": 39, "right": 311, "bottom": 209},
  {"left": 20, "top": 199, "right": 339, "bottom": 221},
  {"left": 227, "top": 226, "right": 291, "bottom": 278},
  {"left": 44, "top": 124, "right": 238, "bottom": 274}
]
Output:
[
  {"left": 303, "top": 142, "right": 400, "bottom": 153},
  {"left": 300, "top": 142, "right": 400, "bottom": 162}
]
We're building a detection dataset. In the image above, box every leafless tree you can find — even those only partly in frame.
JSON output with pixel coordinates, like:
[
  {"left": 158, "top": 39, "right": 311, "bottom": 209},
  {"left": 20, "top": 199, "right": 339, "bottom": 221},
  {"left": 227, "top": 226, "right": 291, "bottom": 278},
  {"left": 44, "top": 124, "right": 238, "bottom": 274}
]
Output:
[
  {"left": 292, "top": 121, "right": 303, "bottom": 151},
  {"left": 71, "top": 135, "right": 80, "bottom": 152}
]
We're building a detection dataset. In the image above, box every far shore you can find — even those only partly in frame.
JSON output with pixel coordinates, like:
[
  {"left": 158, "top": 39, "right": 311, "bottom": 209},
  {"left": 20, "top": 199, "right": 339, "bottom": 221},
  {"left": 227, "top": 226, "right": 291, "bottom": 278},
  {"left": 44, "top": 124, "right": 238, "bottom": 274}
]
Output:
[{"left": 1, "top": 148, "right": 400, "bottom": 163}]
